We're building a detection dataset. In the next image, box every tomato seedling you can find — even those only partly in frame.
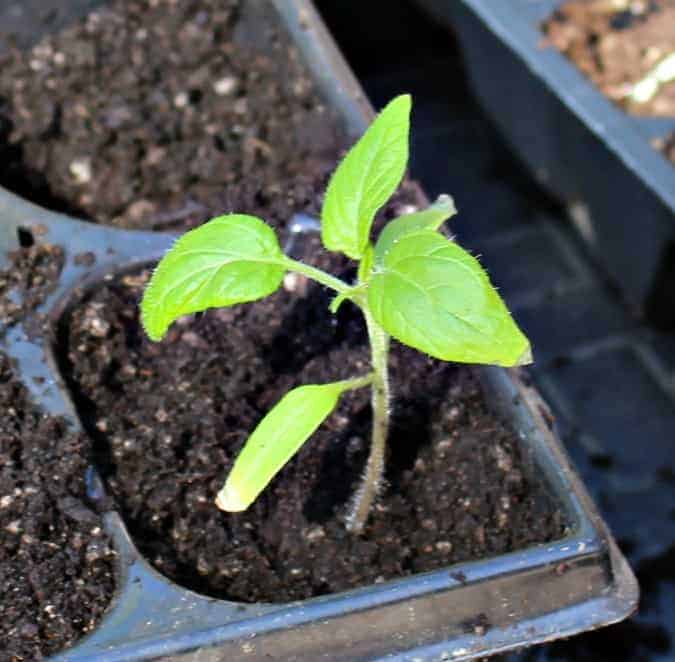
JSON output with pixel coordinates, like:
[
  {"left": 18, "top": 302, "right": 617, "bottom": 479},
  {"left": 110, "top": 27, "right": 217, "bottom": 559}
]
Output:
[{"left": 141, "top": 94, "right": 532, "bottom": 533}]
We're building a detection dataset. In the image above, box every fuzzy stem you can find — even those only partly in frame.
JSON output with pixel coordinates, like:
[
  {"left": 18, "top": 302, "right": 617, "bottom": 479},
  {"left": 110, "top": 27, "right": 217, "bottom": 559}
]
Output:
[
  {"left": 346, "top": 308, "right": 390, "bottom": 534},
  {"left": 283, "top": 257, "right": 352, "bottom": 295}
]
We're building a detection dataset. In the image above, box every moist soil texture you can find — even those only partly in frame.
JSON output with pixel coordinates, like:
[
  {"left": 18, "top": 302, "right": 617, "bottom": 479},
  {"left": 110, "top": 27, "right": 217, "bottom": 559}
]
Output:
[
  {"left": 0, "top": 236, "right": 64, "bottom": 338},
  {"left": 0, "top": 353, "right": 114, "bottom": 661},
  {"left": 63, "top": 233, "right": 566, "bottom": 603},
  {"left": 544, "top": 0, "right": 675, "bottom": 117},
  {"left": 0, "top": 354, "right": 115, "bottom": 660},
  {"left": 0, "top": 0, "right": 342, "bottom": 230},
  {"left": 0, "top": 240, "right": 115, "bottom": 660}
]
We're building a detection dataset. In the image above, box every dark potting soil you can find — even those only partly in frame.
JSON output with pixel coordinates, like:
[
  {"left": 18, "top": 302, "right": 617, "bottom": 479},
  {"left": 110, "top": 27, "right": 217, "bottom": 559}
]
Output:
[
  {"left": 0, "top": 240, "right": 115, "bottom": 659},
  {"left": 0, "top": 0, "right": 342, "bottom": 230},
  {"left": 0, "top": 350, "right": 115, "bottom": 659},
  {"left": 0, "top": 237, "right": 64, "bottom": 338},
  {"left": 63, "top": 234, "right": 566, "bottom": 603},
  {"left": 544, "top": 0, "right": 675, "bottom": 117}
]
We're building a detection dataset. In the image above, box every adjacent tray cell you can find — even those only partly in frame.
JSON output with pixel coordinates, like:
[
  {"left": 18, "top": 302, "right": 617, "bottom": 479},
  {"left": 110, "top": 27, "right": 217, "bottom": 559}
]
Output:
[{"left": 416, "top": 0, "right": 675, "bottom": 310}]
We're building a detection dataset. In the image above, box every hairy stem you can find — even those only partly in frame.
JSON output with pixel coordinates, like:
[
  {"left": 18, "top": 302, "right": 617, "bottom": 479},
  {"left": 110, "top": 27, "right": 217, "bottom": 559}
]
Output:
[
  {"left": 347, "top": 308, "right": 390, "bottom": 534},
  {"left": 283, "top": 257, "right": 352, "bottom": 295}
]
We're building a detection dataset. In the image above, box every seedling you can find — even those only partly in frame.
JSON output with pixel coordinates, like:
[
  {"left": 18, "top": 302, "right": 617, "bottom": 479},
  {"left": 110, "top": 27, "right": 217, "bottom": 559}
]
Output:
[{"left": 140, "top": 95, "right": 532, "bottom": 533}]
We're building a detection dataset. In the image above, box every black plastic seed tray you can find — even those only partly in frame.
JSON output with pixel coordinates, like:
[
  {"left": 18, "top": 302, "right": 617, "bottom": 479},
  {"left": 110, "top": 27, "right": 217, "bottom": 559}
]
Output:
[
  {"left": 416, "top": 0, "right": 675, "bottom": 310},
  {"left": 0, "top": 1, "right": 637, "bottom": 660}
]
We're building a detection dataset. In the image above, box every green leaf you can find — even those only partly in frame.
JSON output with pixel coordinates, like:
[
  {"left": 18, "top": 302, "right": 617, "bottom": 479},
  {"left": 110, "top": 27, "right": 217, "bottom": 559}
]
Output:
[
  {"left": 374, "top": 194, "right": 457, "bottom": 264},
  {"left": 357, "top": 242, "right": 375, "bottom": 283},
  {"left": 141, "top": 214, "right": 285, "bottom": 341},
  {"left": 368, "top": 230, "right": 532, "bottom": 367},
  {"left": 329, "top": 292, "right": 348, "bottom": 315},
  {"left": 216, "top": 382, "right": 350, "bottom": 512},
  {"left": 321, "top": 94, "right": 411, "bottom": 259}
]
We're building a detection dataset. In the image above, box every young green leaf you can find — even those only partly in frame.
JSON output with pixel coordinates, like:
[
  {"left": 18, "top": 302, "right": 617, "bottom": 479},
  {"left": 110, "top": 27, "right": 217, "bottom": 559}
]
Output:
[
  {"left": 374, "top": 194, "right": 457, "bottom": 264},
  {"left": 357, "top": 242, "right": 375, "bottom": 283},
  {"left": 321, "top": 94, "right": 411, "bottom": 260},
  {"left": 216, "top": 379, "right": 370, "bottom": 512},
  {"left": 368, "top": 230, "right": 532, "bottom": 367},
  {"left": 141, "top": 214, "right": 285, "bottom": 341}
]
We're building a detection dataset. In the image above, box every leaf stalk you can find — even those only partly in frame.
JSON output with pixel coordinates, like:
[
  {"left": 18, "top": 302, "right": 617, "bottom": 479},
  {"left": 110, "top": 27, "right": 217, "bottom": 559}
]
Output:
[{"left": 283, "top": 257, "right": 352, "bottom": 295}]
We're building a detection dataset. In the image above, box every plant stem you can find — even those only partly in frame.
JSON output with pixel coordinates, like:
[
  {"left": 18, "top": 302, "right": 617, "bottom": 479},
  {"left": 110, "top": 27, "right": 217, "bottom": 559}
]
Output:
[
  {"left": 337, "top": 373, "right": 375, "bottom": 392},
  {"left": 283, "top": 257, "right": 352, "bottom": 295},
  {"left": 346, "top": 308, "right": 390, "bottom": 534}
]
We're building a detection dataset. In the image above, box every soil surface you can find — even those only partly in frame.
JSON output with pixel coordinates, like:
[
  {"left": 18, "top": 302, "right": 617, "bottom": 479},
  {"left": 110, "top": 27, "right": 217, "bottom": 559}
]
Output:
[
  {"left": 63, "top": 236, "right": 566, "bottom": 603},
  {"left": 0, "top": 235, "right": 64, "bottom": 338},
  {"left": 0, "top": 0, "right": 342, "bottom": 230},
  {"left": 544, "top": 0, "right": 675, "bottom": 117},
  {"left": 0, "top": 353, "right": 115, "bottom": 660},
  {"left": 0, "top": 239, "right": 115, "bottom": 660}
]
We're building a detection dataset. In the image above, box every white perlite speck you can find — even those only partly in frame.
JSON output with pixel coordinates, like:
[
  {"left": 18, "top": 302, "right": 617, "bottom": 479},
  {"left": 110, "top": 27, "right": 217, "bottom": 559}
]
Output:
[{"left": 69, "top": 158, "right": 92, "bottom": 184}]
